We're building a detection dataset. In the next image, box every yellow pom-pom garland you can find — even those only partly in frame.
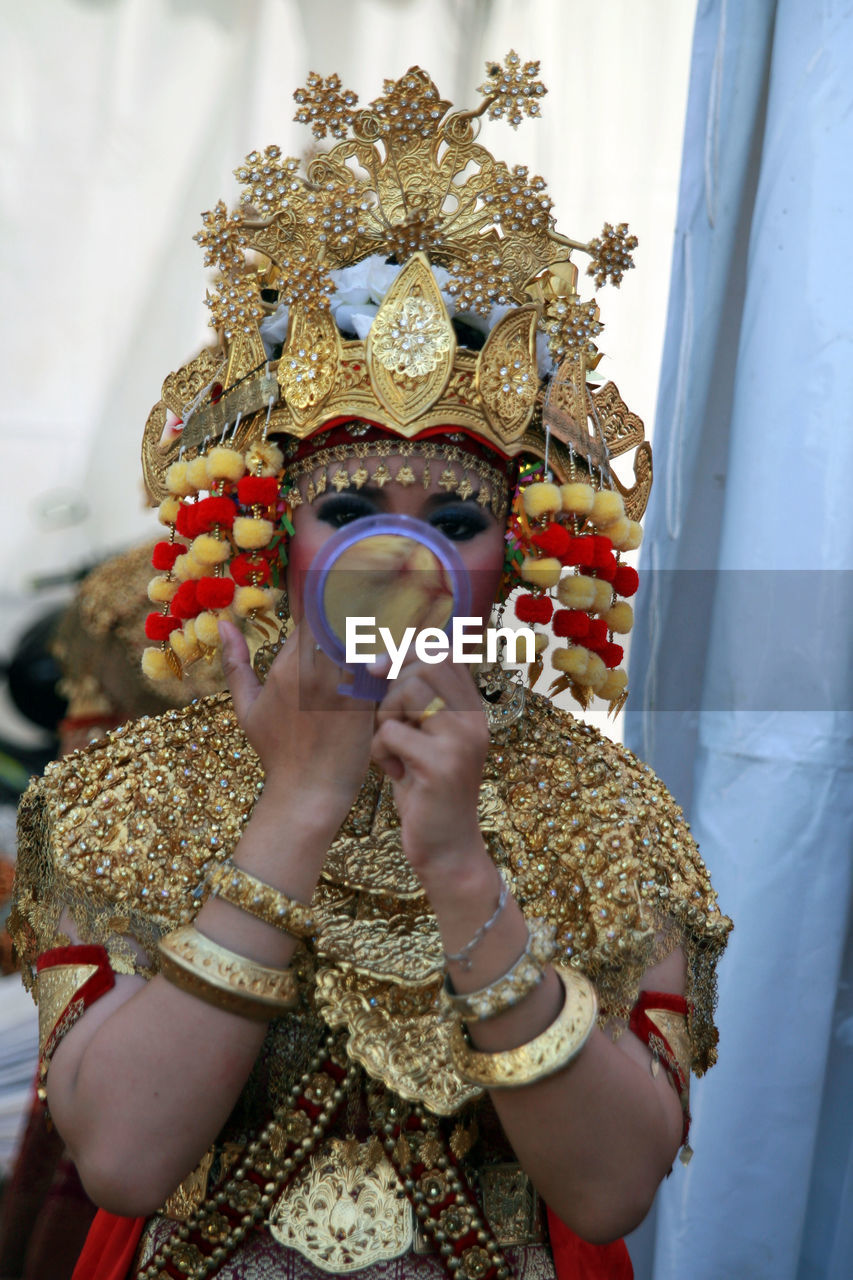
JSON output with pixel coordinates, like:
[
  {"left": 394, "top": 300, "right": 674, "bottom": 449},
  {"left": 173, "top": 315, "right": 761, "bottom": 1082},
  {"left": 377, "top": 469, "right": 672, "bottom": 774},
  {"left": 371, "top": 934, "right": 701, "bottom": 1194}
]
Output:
[
  {"left": 522, "top": 482, "right": 562, "bottom": 519},
  {"left": 556, "top": 576, "right": 596, "bottom": 609},
  {"left": 234, "top": 585, "right": 274, "bottom": 617},
  {"left": 190, "top": 534, "right": 231, "bottom": 566},
  {"left": 206, "top": 446, "right": 247, "bottom": 483},
  {"left": 233, "top": 517, "right": 275, "bottom": 550},
  {"left": 604, "top": 602, "right": 634, "bottom": 633},
  {"left": 187, "top": 456, "right": 211, "bottom": 491},
  {"left": 142, "top": 647, "right": 175, "bottom": 681},
  {"left": 590, "top": 489, "right": 625, "bottom": 526},
  {"left": 559, "top": 483, "right": 595, "bottom": 516},
  {"left": 170, "top": 621, "right": 202, "bottom": 665},
  {"left": 158, "top": 496, "right": 180, "bottom": 526},
  {"left": 148, "top": 575, "right": 179, "bottom": 604}
]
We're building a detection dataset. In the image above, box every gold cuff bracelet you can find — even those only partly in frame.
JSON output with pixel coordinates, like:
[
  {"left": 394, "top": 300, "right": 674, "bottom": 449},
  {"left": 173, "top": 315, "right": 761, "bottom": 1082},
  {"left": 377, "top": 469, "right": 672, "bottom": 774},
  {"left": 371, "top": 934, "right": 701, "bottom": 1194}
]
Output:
[
  {"left": 449, "top": 968, "right": 597, "bottom": 1087},
  {"left": 158, "top": 925, "right": 298, "bottom": 1022},
  {"left": 207, "top": 862, "right": 317, "bottom": 938}
]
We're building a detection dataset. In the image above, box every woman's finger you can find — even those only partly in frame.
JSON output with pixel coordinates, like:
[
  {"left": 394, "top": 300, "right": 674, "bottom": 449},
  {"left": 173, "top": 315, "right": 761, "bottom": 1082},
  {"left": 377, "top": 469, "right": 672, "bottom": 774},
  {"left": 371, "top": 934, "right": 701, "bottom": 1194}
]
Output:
[
  {"left": 218, "top": 620, "right": 261, "bottom": 722},
  {"left": 371, "top": 716, "right": 432, "bottom": 778},
  {"left": 375, "top": 672, "right": 440, "bottom": 727}
]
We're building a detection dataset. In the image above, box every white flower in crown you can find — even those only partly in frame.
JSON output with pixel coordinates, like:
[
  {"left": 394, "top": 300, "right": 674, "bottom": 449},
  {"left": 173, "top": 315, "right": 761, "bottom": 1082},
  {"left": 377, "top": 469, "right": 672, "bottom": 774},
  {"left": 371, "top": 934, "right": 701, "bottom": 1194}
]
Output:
[{"left": 258, "top": 252, "right": 554, "bottom": 374}]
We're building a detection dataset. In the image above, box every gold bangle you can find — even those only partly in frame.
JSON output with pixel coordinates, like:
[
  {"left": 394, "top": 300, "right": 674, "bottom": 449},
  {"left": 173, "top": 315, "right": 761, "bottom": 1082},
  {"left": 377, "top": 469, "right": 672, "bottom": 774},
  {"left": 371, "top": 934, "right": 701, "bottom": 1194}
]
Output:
[
  {"left": 158, "top": 926, "right": 298, "bottom": 1022},
  {"left": 449, "top": 968, "right": 597, "bottom": 1087},
  {"left": 208, "top": 862, "right": 317, "bottom": 938},
  {"left": 441, "top": 918, "right": 557, "bottom": 1022}
]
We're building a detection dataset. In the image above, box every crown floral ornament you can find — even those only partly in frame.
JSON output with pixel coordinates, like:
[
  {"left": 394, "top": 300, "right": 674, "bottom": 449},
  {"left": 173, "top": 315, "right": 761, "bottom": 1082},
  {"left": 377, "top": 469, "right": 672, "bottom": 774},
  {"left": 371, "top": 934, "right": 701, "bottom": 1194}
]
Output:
[{"left": 140, "top": 54, "right": 652, "bottom": 712}]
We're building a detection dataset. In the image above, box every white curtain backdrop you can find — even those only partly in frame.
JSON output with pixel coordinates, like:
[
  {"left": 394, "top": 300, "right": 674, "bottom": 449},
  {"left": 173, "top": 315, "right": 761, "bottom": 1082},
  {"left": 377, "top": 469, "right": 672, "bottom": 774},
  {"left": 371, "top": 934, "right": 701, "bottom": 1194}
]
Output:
[{"left": 625, "top": 1, "right": 853, "bottom": 1277}]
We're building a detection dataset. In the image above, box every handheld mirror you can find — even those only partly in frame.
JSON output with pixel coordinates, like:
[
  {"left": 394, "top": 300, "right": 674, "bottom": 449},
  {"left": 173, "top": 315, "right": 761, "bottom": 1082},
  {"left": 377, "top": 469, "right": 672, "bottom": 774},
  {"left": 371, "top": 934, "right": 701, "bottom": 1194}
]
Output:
[{"left": 302, "top": 514, "right": 472, "bottom": 700}]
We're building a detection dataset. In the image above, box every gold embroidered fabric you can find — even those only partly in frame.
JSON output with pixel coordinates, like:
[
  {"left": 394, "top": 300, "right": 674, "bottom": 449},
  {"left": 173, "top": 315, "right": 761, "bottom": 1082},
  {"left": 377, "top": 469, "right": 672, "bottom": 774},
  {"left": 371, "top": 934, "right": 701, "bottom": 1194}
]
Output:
[
  {"left": 135, "top": 1217, "right": 557, "bottom": 1280},
  {"left": 12, "top": 689, "right": 730, "bottom": 1104}
]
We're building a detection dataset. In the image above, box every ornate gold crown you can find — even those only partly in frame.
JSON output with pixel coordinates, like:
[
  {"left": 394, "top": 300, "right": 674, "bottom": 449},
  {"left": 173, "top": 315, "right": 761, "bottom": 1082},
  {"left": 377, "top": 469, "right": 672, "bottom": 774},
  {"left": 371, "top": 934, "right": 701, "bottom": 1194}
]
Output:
[{"left": 142, "top": 54, "right": 650, "bottom": 517}]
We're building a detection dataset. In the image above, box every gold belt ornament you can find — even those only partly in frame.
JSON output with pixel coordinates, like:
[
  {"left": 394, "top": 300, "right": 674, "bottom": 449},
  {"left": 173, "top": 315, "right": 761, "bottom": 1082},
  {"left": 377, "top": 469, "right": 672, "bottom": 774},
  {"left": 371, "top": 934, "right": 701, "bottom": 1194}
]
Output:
[{"left": 269, "top": 1140, "right": 413, "bottom": 1273}]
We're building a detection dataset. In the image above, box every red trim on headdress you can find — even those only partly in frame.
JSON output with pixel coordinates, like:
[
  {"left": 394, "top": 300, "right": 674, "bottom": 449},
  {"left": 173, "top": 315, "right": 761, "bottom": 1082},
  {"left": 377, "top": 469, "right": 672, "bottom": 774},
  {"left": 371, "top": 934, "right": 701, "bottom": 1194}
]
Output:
[{"left": 288, "top": 419, "right": 518, "bottom": 480}]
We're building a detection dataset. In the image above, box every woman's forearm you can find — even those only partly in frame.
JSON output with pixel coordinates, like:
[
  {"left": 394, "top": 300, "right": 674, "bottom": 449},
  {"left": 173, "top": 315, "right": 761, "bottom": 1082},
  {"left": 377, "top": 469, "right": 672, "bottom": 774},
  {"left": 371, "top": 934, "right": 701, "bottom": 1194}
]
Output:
[
  {"left": 424, "top": 842, "right": 684, "bottom": 1243},
  {"left": 47, "top": 785, "right": 340, "bottom": 1216}
]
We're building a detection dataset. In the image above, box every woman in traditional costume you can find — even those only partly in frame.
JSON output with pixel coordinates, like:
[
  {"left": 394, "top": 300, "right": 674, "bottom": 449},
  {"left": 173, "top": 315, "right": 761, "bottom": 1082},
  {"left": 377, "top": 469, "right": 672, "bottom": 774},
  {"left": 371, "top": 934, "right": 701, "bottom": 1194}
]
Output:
[{"left": 11, "top": 56, "right": 731, "bottom": 1280}]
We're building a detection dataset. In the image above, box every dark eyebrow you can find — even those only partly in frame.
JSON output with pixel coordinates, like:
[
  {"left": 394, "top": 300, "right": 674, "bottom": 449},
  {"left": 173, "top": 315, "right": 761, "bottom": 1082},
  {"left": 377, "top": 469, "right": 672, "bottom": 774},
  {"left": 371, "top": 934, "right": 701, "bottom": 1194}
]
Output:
[{"left": 423, "top": 491, "right": 482, "bottom": 509}]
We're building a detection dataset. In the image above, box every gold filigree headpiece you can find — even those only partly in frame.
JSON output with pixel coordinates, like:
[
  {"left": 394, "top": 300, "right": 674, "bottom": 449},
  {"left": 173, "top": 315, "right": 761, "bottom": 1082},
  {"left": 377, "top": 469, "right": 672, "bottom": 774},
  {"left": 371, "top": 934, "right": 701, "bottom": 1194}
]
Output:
[{"left": 142, "top": 54, "right": 649, "bottom": 516}]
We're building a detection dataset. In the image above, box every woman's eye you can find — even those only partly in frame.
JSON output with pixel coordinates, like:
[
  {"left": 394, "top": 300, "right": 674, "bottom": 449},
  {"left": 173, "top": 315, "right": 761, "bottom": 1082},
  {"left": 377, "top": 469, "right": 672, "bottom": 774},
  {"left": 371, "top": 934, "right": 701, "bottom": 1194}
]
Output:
[
  {"left": 316, "top": 497, "right": 375, "bottom": 529},
  {"left": 430, "top": 507, "right": 490, "bottom": 542}
]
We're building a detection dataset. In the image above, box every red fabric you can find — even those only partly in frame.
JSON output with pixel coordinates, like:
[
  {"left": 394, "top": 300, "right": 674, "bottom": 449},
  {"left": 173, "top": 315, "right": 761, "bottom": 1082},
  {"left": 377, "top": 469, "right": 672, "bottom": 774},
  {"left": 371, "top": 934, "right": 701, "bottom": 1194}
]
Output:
[
  {"left": 289, "top": 419, "right": 516, "bottom": 477},
  {"left": 547, "top": 1208, "right": 633, "bottom": 1280},
  {"left": 70, "top": 1211, "right": 145, "bottom": 1280},
  {"left": 628, "top": 990, "right": 692, "bottom": 1144}
]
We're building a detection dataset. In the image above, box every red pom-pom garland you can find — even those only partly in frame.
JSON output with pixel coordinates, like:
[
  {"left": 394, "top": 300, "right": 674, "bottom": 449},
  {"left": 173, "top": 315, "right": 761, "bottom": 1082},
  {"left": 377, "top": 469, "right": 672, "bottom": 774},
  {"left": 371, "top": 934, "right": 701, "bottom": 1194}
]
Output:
[
  {"left": 562, "top": 535, "right": 597, "bottom": 568},
  {"left": 151, "top": 541, "right": 185, "bottom": 571},
  {"left": 530, "top": 522, "right": 572, "bottom": 559},
  {"left": 230, "top": 553, "right": 272, "bottom": 587},
  {"left": 613, "top": 565, "right": 640, "bottom": 598},
  {"left": 504, "top": 474, "right": 641, "bottom": 708},
  {"left": 170, "top": 580, "right": 202, "bottom": 619},
  {"left": 552, "top": 609, "right": 590, "bottom": 639},
  {"left": 145, "top": 613, "right": 181, "bottom": 641},
  {"left": 514, "top": 594, "right": 554, "bottom": 625},
  {"left": 197, "top": 577, "right": 236, "bottom": 610},
  {"left": 238, "top": 476, "right": 279, "bottom": 507},
  {"left": 193, "top": 495, "right": 236, "bottom": 532},
  {"left": 175, "top": 502, "right": 200, "bottom": 540}
]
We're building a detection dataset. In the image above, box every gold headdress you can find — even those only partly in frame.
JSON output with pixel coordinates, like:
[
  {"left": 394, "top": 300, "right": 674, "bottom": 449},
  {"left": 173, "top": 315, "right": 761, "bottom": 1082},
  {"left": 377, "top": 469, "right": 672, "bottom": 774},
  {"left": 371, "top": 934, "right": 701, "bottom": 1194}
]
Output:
[{"left": 140, "top": 54, "right": 651, "bottom": 708}]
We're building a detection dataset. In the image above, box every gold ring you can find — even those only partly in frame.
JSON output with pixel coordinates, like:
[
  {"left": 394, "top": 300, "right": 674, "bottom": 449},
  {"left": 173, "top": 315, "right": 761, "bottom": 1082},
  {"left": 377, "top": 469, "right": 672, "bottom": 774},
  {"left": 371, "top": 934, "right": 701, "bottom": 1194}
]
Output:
[{"left": 417, "top": 695, "right": 446, "bottom": 724}]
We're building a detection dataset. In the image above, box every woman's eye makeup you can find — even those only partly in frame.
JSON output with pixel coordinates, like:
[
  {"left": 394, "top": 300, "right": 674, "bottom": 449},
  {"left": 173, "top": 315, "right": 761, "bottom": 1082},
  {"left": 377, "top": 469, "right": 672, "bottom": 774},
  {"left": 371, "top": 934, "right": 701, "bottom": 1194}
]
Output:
[
  {"left": 429, "top": 504, "right": 490, "bottom": 542},
  {"left": 315, "top": 495, "right": 376, "bottom": 528}
]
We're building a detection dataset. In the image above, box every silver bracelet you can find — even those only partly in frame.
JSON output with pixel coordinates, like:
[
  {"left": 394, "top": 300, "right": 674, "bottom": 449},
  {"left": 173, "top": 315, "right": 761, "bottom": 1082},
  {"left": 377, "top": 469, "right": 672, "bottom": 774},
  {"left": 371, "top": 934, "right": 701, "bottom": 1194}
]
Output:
[
  {"left": 443, "top": 879, "right": 510, "bottom": 971},
  {"left": 441, "top": 918, "right": 557, "bottom": 1021}
]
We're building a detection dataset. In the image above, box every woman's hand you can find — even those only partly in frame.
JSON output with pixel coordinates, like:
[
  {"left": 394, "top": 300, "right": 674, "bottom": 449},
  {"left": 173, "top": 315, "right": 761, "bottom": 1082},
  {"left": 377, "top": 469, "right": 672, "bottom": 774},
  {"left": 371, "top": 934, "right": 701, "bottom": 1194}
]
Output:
[
  {"left": 219, "top": 619, "right": 374, "bottom": 829},
  {"left": 371, "top": 655, "right": 490, "bottom": 877}
]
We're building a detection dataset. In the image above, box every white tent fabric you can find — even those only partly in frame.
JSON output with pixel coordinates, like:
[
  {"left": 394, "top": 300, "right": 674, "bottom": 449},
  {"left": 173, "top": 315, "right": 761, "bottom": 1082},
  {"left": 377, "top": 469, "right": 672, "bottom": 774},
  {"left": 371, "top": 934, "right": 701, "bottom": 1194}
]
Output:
[{"left": 625, "top": 2, "right": 853, "bottom": 1277}]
